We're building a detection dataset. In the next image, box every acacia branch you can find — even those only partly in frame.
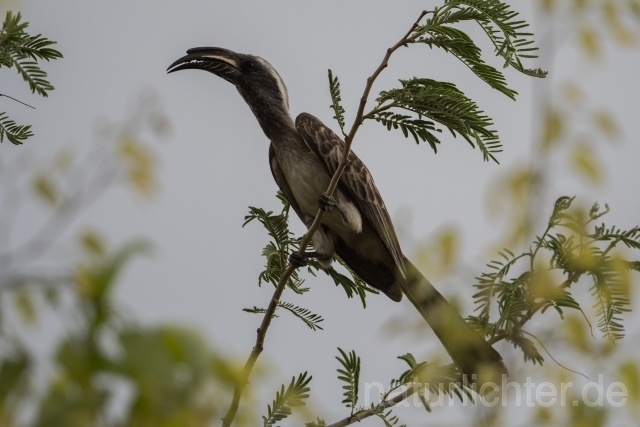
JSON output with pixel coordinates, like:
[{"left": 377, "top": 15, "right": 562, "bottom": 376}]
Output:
[
  {"left": 220, "top": 10, "right": 431, "bottom": 427},
  {"left": 326, "top": 385, "right": 418, "bottom": 427}
]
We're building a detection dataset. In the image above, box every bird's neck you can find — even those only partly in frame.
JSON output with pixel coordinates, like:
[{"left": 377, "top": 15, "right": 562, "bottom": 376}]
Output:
[
  {"left": 252, "top": 104, "right": 294, "bottom": 138},
  {"left": 238, "top": 87, "right": 298, "bottom": 142}
]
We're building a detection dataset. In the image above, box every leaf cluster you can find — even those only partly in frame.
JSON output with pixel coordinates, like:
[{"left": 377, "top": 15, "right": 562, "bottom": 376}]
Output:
[
  {"left": 243, "top": 301, "right": 325, "bottom": 331},
  {"left": 369, "top": 79, "right": 502, "bottom": 162},
  {"left": 1, "top": 12, "right": 62, "bottom": 145},
  {"left": 315, "top": 349, "right": 476, "bottom": 426},
  {"left": 470, "top": 196, "right": 640, "bottom": 364},
  {"left": 262, "top": 372, "right": 312, "bottom": 427},
  {"left": 336, "top": 348, "right": 361, "bottom": 411},
  {"left": 0, "top": 11, "right": 62, "bottom": 96},
  {"left": 0, "top": 111, "right": 33, "bottom": 145},
  {"left": 411, "top": 0, "right": 546, "bottom": 99},
  {"left": 243, "top": 192, "right": 377, "bottom": 330},
  {"left": 351, "top": 0, "right": 547, "bottom": 164},
  {"left": 328, "top": 69, "right": 347, "bottom": 137}
]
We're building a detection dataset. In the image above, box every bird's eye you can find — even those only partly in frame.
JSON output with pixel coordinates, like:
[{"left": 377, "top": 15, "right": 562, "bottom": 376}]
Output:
[{"left": 244, "top": 61, "right": 256, "bottom": 72}]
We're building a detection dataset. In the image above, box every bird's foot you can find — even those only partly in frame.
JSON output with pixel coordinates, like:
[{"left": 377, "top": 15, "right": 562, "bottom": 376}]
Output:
[
  {"left": 289, "top": 252, "right": 308, "bottom": 268},
  {"left": 318, "top": 193, "right": 337, "bottom": 212}
]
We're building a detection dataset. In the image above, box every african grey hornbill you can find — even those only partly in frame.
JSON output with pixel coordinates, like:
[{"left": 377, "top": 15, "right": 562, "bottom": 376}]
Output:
[{"left": 167, "top": 47, "right": 507, "bottom": 383}]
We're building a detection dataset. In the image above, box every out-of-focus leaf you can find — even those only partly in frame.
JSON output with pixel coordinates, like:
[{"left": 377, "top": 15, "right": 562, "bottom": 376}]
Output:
[
  {"left": 54, "top": 147, "right": 75, "bottom": 173},
  {"left": 631, "top": 0, "right": 640, "bottom": 19},
  {"left": 571, "top": 143, "right": 603, "bottom": 184},
  {"left": 55, "top": 339, "right": 95, "bottom": 383},
  {"left": 0, "top": 353, "right": 30, "bottom": 402},
  {"left": 618, "top": 361, "right": 640, "bottom": 412},
  {"left": 593, "top": 110, "right": 621, "bottom": 140},
  {"left": 44, "top": 286, "right": 60, "bottom": 307},
  {"left": 75, "top": 240, "right": 151, "bottom": 302},
  {"left": 573, "top": 0, "right": 589, "bottom": 11},
  {"left": 535, "top": 406, "right": 553, "bottom": 424},
  {"left": 32, "top": 377, "right": 107, "bottom": 427},
  {"left": 118, "top": 137, "right": 156, "bottom": 198},
  {"left": 603, "top": 0, "right": 636, "bottom": 45},
  {"left": 569, "top": 398, "right": 607, "bottom": 427},
  {"left": 414, "top": 226, "right": 460, "bottom": 280},
  {"left": 14, "top": 289, "right": 36, "bottom": 325},
  {"left": 79, "top": 230, "right": 106, "bottom": 257},
  {"left": 540, "top": 107, "right": 565, "bottom": 149},
  {"left": 561, "top": 82, "right": 585, "bottom": 106},
  {"left": 33, "top": 174, "right": 58, "bottom": 206},
  {"left": 564, "top": 315, "right": 590, "bottom": 353},
  {"left": 540, "top": 0, "right": 556, "bottom": 12},
  {"left": 579, "top": 27, "right": 602, "bottom": 60},
  {"left": 115, "top": 327, "right": 219, "bottom": 427}
]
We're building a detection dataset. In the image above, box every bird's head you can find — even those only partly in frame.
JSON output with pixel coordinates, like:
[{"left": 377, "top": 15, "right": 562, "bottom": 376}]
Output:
[{"left": 168, "top": 47, "right": 292, "bottom": 133}]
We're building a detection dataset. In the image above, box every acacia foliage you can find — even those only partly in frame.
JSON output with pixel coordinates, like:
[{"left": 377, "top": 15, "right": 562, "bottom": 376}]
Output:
[{"left": 0, "top": 11, "right": 62, "bottom": 145}]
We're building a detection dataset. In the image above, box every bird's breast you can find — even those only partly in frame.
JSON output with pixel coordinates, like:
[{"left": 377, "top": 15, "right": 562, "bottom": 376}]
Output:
[{"left": 277, "top": 148, "right": 359, "bottom": 237}]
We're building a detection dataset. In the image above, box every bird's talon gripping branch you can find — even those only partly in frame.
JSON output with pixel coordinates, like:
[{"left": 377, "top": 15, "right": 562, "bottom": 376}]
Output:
[
  {"left": 318, "top": 192, "right": 337, "bottom": 212},
  {"left": 289, "top": 252, "right": 308, "bottom": 268}
]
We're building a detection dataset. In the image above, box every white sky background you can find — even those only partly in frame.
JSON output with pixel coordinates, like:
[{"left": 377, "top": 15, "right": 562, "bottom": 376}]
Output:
[{"left": 2, "top": 0, "right": 640, "bottom": 425}]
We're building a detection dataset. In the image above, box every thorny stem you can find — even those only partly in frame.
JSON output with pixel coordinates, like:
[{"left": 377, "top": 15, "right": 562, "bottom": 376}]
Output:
[{"left": 220, "top": 10, "right": 432, "bottom": 427}]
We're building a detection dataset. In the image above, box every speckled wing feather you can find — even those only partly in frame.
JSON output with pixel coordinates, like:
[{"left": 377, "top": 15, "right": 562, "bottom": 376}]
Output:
[{"left": 295, "top": 113, "right": 405, "bottom": 274}]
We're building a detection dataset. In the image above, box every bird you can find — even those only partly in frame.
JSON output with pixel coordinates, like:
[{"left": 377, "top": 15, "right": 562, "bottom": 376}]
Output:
[{"left": 167, "top": 47, "right": 507, "bottom": 384}]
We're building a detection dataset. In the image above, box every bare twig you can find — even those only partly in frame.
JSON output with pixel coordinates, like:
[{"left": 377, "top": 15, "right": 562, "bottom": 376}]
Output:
[
  {"left": 0, "top": 94, "right": 36, "bottom": 109},
  {"left": 220, "top": 10, "right": 431, "bottom": 427},
  {"left": 521, "top": 330, "right": 589, "bottom": 379}
]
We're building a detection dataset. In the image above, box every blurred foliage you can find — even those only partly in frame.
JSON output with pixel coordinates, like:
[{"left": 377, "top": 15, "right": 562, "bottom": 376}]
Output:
[{"left": 0, "top": 91, "right": 240, "bottom": 427}]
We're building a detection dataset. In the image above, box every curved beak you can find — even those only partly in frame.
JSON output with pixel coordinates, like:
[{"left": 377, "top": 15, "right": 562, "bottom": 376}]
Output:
[{"left": 167, "top": 47, "right": 242, "bottom": 84}]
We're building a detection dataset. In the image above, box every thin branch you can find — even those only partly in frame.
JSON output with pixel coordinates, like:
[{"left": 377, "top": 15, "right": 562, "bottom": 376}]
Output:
[
  {"left": 0, "top": 94, "right": 36, "bottom": 109},
  {"left": 220, "top": 10, "right": 432, "bottom": 427},
  {"left": 326, "top": 385, "right": 418, "bottom": 427}
]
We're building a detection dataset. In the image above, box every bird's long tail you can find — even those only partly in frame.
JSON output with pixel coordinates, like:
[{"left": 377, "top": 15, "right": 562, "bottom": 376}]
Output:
[{"left": 399, "top": 258, "right": 508, "bottom": 385}]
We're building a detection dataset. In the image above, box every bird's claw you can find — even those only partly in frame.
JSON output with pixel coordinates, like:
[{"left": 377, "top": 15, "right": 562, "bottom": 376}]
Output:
[
  {"left": 318, "top": 193, "right": 337, "bottom": 212},
  {"left": 289, "top": 252, "right": 308, "bottom": 268}
]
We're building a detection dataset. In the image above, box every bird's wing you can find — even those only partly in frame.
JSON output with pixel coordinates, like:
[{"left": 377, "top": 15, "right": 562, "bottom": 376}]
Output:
[
  {"left": 268, "top": 143, "right": 305, "bottom": 221},
  {"left": 295, "top": 113, "right": 404, "bottom": 273}
]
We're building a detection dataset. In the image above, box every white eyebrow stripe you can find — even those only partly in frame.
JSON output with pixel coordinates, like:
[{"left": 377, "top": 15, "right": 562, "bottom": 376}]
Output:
[
  {"left": 257, "top": 57, "right": 290, "bottom": 111},
  {"left": 202, "top": 55, "right": 238, "bottom": 68}
]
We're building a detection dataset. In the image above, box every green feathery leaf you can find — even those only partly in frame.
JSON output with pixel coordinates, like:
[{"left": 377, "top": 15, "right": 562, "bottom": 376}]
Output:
[
  {"left": 0, "top": 112, "right": 33, "bottom": 145},
  {"left": 374, "top": 409, "right": 405, "bottom": 427},
  {"left": 590, "top": 261, "right": 631, "bottom": 341},
  {"left": 1, "top": 12, "right": 62, "bottom": 97},
  {"left": 278, "top": 302, "right": 324, "bottom": 331},
  {"left": 408, "top": 1, "right": 546, "bottom": 100},
  {"left": 262, "top": 372, "right": 312, "bottom": 427},
  {"left": 305, "top": 418, "right": 327, "bottom": 427},
  {"left": 244, "top": 195, "right": 309, "bottom": 294},
  {"left": 328, "top": 69, "right": 347, "bottom": 137},
  {"left": 441, "top": 0, "right": 546, "bottom": 77},
  {"left": 312, "top": 255, "right": 378, "bottom": 308},
  {"left": 505, "top": 334, "right": 544, "bottom": 365},
  {"left": 335, "top": 348, "right": 360, "bottom": 410},
  {"left": 370, "top": 78, "right": 502, "bottom": 162}
]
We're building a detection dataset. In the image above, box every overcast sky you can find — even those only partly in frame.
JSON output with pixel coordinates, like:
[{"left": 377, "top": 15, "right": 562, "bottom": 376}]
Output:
[{"left": 3, "top": 1, "right": 640, "bottom": 425}]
